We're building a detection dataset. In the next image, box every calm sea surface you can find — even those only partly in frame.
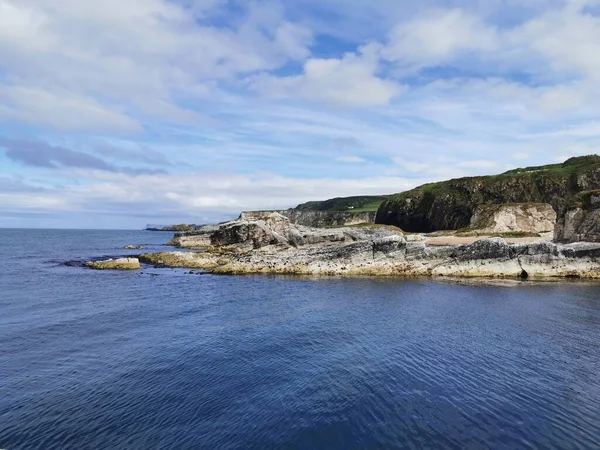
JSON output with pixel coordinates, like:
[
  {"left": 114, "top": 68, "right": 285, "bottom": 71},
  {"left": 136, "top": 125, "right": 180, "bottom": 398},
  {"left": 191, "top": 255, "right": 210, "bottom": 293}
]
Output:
[{"left": 1, "top": 229, "right": 599, "bottom": 449}]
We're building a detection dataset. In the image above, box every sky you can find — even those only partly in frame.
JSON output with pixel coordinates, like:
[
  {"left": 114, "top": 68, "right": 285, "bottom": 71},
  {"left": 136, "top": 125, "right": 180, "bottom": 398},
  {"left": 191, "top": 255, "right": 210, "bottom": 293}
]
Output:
[{"left": 2, "top": 0, "right": 600, "bottom": 228}]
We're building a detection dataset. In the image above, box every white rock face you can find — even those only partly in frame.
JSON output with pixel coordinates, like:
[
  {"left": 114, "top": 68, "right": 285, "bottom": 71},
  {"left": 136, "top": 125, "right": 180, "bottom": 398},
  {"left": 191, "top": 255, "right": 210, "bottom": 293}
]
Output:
[{"left": 470, "top": 204, "right": 556, "bottom": 234}]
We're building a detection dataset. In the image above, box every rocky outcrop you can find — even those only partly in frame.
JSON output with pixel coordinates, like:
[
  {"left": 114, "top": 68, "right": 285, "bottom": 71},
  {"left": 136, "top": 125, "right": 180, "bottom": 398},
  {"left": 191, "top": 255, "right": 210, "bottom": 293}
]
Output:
[
  {"left": 376, "top": 156, "right": 600, "bottom": 232},
  {"left": 169, "top": 212, "right": 399, "bottom": 251},
  {"left": 240, "top": 210, "right": 376, "bottom": 228},
  {"left": 86, "top": 258, "right": 141, "bottom": 270},
  {"left": 152, "top": 214, "right": 600, "bottom": 278},
  {"left": 469, "top": 203, "right": 556, "bottom": 234},
  {"left": 555, "top": 191, "right": 600, "bottom": 242}
]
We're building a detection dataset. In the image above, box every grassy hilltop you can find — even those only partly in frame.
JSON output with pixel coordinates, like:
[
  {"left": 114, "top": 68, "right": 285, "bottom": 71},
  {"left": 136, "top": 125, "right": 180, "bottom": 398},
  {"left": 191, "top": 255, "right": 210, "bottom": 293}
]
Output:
[
  {"left": 292, "top": 156, "right": 600, "bottom": 233},
  {"left": 377, "top": 155, "right": 600, "bottom": 232},
  {"left": 295, "top": 195, "right": 390, "bottom": 213}
]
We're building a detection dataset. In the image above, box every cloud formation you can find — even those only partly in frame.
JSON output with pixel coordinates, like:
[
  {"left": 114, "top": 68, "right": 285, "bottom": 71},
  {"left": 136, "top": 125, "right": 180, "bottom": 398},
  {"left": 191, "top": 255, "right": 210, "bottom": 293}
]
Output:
[
  {"left": 2, "top": 0, "right": 600, "bottom": 227},
  {"left": 0, "top": 138, "right": 166, "bottom": 174}
]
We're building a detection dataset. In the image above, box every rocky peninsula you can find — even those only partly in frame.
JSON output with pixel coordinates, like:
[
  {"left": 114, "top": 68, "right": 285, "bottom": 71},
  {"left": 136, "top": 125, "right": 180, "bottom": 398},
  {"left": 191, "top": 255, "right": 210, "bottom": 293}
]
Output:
[
  {"left": 88, "top": 156, "right": 600, "bottom": 279},
  {"left": 133, "top": 211, "right": 600, "bottom": 279}
]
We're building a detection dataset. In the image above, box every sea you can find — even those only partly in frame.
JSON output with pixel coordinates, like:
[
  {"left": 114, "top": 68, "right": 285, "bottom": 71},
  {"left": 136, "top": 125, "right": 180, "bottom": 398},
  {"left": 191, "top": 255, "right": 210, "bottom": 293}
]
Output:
[{"left": 0, "top": 229, "right": 599, "bottom": 449}]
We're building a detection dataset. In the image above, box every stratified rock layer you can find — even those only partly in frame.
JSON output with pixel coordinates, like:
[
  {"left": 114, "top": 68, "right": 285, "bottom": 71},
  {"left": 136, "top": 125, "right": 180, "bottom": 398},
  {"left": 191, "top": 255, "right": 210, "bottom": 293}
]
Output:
[
  {"left": 153, "top": 213, "right": 600, "bottom": 278},
  {"left": 469, "top": 203, "right": 556, "bottom": 234}
]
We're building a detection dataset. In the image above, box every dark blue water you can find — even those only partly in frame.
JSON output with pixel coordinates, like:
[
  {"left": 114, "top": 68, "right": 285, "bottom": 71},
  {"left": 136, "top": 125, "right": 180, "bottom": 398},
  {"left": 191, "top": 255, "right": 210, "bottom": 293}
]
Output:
[{"left": 1, "top": 229, "right": 599, "bottom": 449}]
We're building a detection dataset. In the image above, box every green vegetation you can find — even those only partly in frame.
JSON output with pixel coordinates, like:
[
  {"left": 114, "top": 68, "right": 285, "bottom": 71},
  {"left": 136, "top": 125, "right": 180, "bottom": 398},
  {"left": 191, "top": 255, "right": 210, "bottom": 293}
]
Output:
[
  {"left": 572, "top": 190, "right": 600, "bottom": 210},
  {"left": 503, "top": 155, "right": 600, "bottom": 177},
  {"left": 147, "top": 224, "right": 199, "bottom": 232},
  {"left": 377, "top": 155, "right": 600, "bottom": 232},
  {"left": 295, "top": 195, "right": 390, "bottom": 212}
]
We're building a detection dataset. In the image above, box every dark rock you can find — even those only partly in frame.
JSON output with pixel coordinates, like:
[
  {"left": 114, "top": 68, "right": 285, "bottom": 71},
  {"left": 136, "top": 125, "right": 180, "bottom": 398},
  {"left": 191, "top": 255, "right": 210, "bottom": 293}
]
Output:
[{"left": 376, "top": 156, "right": 600, "bottom": 232}]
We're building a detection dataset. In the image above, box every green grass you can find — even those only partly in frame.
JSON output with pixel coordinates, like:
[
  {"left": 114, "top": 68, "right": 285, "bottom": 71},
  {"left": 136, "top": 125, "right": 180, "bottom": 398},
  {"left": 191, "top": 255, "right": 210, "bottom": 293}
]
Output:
[
  {"left": 503, "top": 155, "right": 600, "bottom": 177},
  {"left": 295, "top": 195, "right": 389, "bottom": 212}
]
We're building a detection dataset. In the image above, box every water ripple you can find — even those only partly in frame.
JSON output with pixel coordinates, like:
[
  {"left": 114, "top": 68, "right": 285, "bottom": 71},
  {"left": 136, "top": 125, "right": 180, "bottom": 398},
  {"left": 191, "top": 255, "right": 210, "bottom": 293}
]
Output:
[{"left": 0, "top": 230, "right": 599, "bottom": 449}]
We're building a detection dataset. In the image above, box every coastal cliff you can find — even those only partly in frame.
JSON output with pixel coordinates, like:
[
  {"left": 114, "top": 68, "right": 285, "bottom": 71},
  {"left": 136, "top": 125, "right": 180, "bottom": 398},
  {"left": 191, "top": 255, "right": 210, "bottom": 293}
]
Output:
[
  {"left": 376, "top": 156, "right": 600, "bottom": 232},
  {"left": 129, "top": 157, "right": 600, "bottom": 278},
  {"left": 555, "top": 191, "right": 600, "bottom": 242},
  {"left": 469, "top": 203, "right": 556, "bottom": 234},
  {"left": 148, "top": 213, "right": 600, "bottom": 278}
]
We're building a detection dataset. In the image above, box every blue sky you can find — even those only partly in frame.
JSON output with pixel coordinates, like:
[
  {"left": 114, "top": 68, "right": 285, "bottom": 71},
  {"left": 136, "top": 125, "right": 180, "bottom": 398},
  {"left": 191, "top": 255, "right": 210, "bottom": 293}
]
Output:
[{"left": 2, "top": 0, "right": 600, "bottom": 228}]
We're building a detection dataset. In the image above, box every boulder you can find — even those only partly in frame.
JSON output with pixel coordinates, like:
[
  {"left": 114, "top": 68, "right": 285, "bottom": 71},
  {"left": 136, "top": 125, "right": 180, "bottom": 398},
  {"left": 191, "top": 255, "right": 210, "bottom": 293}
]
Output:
[{"left": 86, "top": 258, "right": 141, "bottom": 270}]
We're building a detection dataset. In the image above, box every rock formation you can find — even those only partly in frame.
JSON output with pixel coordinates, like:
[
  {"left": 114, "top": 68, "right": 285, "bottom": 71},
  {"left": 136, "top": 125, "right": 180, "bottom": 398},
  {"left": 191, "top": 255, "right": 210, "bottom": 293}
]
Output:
[
  {"left": 376, "top": 156, "right": 600, "bottom": 232},
  {"left": 86, "top": 258, "right": 141, "bottom": 270},
  {"left": 469, "top": 203, "right": 556, "bottom": 234},
  {"left": 168, "top": 212, "right": 397, "bottom": 251},
  {"left": 555, "top": 191, "right": 600, "bottom": 242},
  {"left": 142, "top": 213, "right": 600, "bottom": 279}
]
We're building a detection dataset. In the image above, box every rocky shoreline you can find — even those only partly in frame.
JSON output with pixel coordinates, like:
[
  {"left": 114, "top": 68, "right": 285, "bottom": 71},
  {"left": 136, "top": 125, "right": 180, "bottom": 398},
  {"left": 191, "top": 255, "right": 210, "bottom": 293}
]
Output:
[{"left": 112, "top": 212, "right": 600, "bottom": 279}]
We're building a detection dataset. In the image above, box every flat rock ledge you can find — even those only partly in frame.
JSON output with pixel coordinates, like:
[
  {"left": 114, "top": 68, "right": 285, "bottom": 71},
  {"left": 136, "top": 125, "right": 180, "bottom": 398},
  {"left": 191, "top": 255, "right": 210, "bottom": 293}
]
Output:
[
  {"left": 86, "top": 258, "right": 141, "bottom": 270},
  {"left": 140, "top": 213, "right": 600, "bottom": 279}
]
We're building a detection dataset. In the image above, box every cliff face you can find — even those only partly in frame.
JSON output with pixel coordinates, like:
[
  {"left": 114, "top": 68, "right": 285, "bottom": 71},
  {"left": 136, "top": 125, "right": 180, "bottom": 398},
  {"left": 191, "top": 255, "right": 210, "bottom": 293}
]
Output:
[
  {"left": 376, "top": 156, "right": 600, "bottom": 232},
  {"left": 240, "top": 210, "right": 376, "bottom": 228},
  {"left": 555, "top": 191, "right": 600, "bottom": 242},
  {"left": 470, "top": 204, "right": 556, "bottom": 234}
]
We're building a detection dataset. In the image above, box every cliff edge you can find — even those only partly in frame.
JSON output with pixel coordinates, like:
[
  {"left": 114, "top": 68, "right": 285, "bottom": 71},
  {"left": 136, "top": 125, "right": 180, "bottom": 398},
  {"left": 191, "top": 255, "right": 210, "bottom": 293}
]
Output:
[{"left": 376, "top": 156, "right": 600, "bottom": 233}]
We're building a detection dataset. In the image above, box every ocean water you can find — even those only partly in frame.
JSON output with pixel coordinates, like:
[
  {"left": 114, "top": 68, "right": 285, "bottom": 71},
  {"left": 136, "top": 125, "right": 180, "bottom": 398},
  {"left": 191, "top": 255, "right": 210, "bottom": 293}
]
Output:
[{"left": 1, "top": 229, "right": 599, "bottom": 450}]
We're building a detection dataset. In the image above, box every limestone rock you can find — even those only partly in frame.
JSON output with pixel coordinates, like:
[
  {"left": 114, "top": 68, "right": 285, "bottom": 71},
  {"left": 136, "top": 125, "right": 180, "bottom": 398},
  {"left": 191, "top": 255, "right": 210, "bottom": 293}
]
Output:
[
  {"left": 149, "top": 212, "right": 600, "bottom": 278},
  {"left": 86, "top": 258, "right": 141, "bottom": 270},
  {"left": 469, "top": 203, "right": 556, "bottom": 234},
  {"left": 169, "top": 212, "right": 404, "bottom": 251}
]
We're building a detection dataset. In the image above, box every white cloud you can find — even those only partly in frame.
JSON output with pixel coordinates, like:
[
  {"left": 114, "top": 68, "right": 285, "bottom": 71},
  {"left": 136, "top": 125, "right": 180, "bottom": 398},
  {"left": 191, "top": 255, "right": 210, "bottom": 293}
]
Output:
[
  {"left": 0, "top": 170, "right": 420, "bottom": 224},
  {"left": 336, "top": 156, "right": 366, "bottom": 164},
  {"left": 512, "top": 4, "right": 600, "bottom": 81},
  {"left": 0, "top": 85, "right": 141, "bottom": 132},
  {"left": 383, "top": 8, "right": 498, "bottom": 70},
  {"left": 0, "top": 0, "right": 313, "bottom": 130},
  {"left": 251, "top": 44, "right": 404, "bottom": 107},
  {"left": 3, "top": 1, "right": 600, "bottom": 228}
]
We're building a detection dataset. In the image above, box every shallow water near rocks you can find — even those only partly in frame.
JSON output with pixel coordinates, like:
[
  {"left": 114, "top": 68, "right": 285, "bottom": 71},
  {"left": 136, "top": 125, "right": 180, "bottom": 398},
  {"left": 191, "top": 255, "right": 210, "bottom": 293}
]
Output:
[{"left": 1, "top": 229, "right": 599, "bottom": 449}]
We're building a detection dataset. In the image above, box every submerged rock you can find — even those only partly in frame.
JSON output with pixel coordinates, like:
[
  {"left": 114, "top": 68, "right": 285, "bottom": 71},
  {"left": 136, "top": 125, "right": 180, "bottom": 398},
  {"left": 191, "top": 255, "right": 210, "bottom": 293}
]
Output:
[{"left": 86, "top": 258, "right": 141, "bottom": 270}]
